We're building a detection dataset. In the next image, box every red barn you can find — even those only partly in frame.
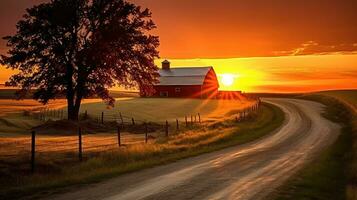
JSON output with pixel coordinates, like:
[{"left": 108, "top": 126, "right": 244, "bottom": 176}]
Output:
[{"left": 150, "top": 60, "right": 219, "bottom": 98}]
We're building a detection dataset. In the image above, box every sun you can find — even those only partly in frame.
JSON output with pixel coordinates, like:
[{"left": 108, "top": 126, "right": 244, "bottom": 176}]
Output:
[{"left": 220, "top": 74, "right": 235, "bottom": 86}]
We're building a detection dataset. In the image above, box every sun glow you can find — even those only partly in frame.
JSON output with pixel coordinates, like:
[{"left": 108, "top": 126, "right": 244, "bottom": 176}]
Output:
[{"left": 220, "top": 74, "right": 235, "bottom": 87}]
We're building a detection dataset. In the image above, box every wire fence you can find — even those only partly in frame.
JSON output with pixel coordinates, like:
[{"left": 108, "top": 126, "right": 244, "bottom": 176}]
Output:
[{"left": 1, "top": 99, "right": 262, "bottom": 173}]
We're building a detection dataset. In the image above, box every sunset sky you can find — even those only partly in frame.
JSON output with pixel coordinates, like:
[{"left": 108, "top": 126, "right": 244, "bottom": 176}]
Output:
[{"left": 0, "top": 0, "right": 356, "bottom": 92}]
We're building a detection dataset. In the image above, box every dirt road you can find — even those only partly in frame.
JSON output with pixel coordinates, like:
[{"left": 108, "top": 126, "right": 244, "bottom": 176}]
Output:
[{"left": 46, "top": 98, "right": 340, "bottom": 200}]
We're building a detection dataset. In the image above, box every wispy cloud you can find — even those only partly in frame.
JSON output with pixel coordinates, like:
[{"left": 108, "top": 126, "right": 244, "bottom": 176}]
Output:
[{"left": 274, "top": 41, "right": 357, "bottom": 56}]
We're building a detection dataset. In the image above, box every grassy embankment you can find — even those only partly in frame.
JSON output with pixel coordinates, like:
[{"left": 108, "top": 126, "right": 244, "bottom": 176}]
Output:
[
  {"left": 271, "top": 90, "right": 357, "bottom": 200},
  {"left": 0, "top": 102, "right": 284, "bottom": 199}
]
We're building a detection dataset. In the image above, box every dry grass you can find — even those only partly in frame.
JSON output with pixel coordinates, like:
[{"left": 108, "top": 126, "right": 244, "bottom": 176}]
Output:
[
  {"left": 0, "top": 103, "right": 284, "bottom": 199},
  {"left": 0, "top": 133, "right": 149, "bottom": 158},
  {"left": 0, "top": 93, "right": 260, "bottom": 198},
  {"left": 0, "top": 99, "right": 102, "bottom": 136},
  {"left": 0, "top": 99, "right": 101, "bottom": 116},
  {"left": 79, "top": 97, "right": 256, "bottom": 123},
  {"left": 0, "top": 98, "right": 254, "bottom": 135}
]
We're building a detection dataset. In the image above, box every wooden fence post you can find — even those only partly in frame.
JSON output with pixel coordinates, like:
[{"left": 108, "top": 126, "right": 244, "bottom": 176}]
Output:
[
  {"left": 145, "top": 123, "right": 148, "bottom": 143},
  {"left": 132, "top": 118, "right": 135, "bottom": 125},
  {"left": 119, "top": 112, "right": 124, "bottom": 125},
  {"left": 117, "top": 126, "right": 121, "bottom": 147},
  {"left": 31, "top": 130, "right": 36, "bottom": 173},
  {"left": 84, "top": 110, "right": 88, "bottom": 119},
  {"left": 185, "top": 116, "right": 188, "bottom": 127},
  {"left": 194, "top": 115, "right": 197, "bottom": 123},
  {"left": 198, "top": 113, "right": 201, "bottom": 123},
  {"left": 101, "top": 112, "right": 104, "bottom": 124},
  {"left": 165, "top": 120, "right": 169, "bottom": 137},
  {"left": 176, "top": 119, "right": 179, "bottom": 131},
  {"left": 191, "top": 115, "right": 193, "bottom": 126},
  {"left": 78, "top": 127, "right": 83, "bottom": 162}
]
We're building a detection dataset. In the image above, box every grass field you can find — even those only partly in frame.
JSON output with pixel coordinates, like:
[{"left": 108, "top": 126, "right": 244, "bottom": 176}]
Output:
[
  {"left": 0, "top": 97, "right": 255, "bottom": 135},
  {"left": 0, "top": 89, "right": 139, "bottom": 99},
  {"left": 271, "top": 90, "right": 357, "bottom": 200},
  {"left": 0, "top": 99, "right": 101, "bottom": 136},
  {"left": 0, "top": 102, "right": 284, "bottom": 199},
  {"left": 314, "top": 90, "right": 357, "bottom": 113},
  {"left": 78, "top": 97, "right": 255, "bottom": 123}
]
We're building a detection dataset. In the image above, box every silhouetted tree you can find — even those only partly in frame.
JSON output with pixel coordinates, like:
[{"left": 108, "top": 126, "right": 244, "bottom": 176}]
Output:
[{"left": 1, "top": 0, "right": 159, "bottom": 120}]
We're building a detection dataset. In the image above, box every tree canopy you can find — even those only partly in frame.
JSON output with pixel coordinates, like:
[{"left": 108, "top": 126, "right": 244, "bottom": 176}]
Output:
[{"left": 1, "top": 0, "right": 160, "bottom": 120}]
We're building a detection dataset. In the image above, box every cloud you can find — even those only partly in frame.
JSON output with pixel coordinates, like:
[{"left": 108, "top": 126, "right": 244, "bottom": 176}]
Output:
[{"left": 274, "top": 41, "right": 357, "bottom": 56}]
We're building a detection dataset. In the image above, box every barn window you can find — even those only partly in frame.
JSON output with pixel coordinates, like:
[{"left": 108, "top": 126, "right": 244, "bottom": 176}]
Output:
[
  {"left": 160, "top": 91, "right": 168, "bottom": 97},
  {"left": 175, "top": 87, "right": 181, "bottom": 93}
]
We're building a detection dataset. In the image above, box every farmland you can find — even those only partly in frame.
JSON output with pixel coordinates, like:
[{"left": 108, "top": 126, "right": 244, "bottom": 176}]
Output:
[
  {"left": 78, "top": 97, "right": 256, "bottom": 123},
  {"left": 0, "top": 101, "right": 283, "bottom": 199},
  {"left": 0, "top": 89, "right": 284, "bottom": 199},
  {"left": 0, "top": 99, "right": 101, "bottom": 135},
  {"left": 0, "top": 95, "right": 255, "bottom": 135}
]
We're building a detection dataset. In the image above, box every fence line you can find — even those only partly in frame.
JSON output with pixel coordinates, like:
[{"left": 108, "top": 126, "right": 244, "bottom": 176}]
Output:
[
  {"left": 28, "top": 102, "right": 255, "bottom": 125},
  {"left": 3, "top": 99, "right": 262, "bottom": 173}
]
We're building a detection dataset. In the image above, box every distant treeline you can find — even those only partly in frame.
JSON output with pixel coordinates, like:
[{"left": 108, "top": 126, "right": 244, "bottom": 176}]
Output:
[{"left": 0, "top": 89, "right": 139, "bottom": 99}]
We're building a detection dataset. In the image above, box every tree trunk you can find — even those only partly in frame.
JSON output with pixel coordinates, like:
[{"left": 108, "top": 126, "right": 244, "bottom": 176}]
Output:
[
  {"left": 66, "top": 63, "right": 77, "bottom": 121},
  {"left": 72, "top": 96, "right": 82, "bottom": 121},
  {"left": 67, "top": 92, "right": 82, "bottom": 121},
  {"left": 71, "top": 78, "right": 84, "bottom": 121},
  {"left": 68, "top": 103, "right": 79, "bottom": 121},
  {"left": 67, "top": 95, "right": 78, "bottom": 121}
]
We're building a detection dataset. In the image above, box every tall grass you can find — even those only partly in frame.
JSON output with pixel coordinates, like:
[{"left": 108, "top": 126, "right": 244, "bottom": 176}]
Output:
[{"left": 0, "top": 102, "right": 284, "bottom": 199}]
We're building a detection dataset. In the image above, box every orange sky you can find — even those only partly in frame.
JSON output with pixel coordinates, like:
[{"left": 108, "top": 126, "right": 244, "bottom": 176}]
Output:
[
  {"left": 155, "top": 55, "right": 357, "bottom": 93},
  {"left": 0, "top": 0, "right": 356, "bottom": 92}
]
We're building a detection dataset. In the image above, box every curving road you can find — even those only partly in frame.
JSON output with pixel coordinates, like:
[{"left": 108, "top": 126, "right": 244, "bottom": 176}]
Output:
[{"left": 46, "top": 98, "right": 340, "bottom": 200}]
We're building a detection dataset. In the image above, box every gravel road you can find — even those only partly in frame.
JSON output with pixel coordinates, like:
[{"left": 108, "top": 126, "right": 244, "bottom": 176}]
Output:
[{"left": 45, "top": 98, "right": 340, "bottom": 200}]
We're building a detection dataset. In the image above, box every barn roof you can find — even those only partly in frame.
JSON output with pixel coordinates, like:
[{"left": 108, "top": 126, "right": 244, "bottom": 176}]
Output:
[{"left": 157, "top": 67, "right": 214, "bottom": 86}]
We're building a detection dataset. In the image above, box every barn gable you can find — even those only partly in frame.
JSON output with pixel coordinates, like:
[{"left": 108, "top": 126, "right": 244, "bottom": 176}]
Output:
[
  {"left": 157, "top": 67, "right": 213, "bottom": 86},
  {"left": 147, "top": 60, "right": 219, "bottom": 98}
]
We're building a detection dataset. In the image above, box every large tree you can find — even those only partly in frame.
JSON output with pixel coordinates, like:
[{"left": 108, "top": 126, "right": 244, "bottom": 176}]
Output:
[{"left": 1, "top": 0, "right": 160, "bottom": 120}]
